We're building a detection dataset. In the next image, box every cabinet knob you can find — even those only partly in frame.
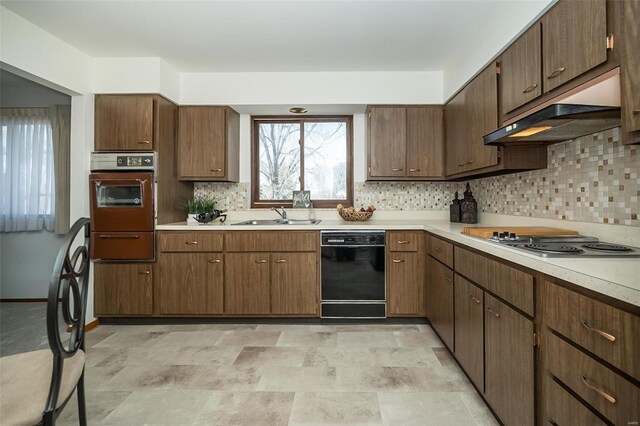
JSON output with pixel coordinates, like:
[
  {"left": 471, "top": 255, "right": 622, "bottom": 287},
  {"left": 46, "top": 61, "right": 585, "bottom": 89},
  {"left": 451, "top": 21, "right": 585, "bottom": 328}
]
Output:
[
  {"left": 274, "top": 259, "right": 287, "bottom": 263},
  {"left": 466, "top": 160, "right": 474, "bottom": 165},
  {"left": 581, "top": 376, "right": 616, "bottom": 404},
  {"left": 138, "top": 140, "right": 151, "bottom": 145},
  {"left": 185, "top": 241, "right": 199, "bottom": 245},
  {"left": 633, "top": 109, "right": 640, "bottom": 114},
  {"left": 458, "top": 162, "right": 465, "bottom": 167},
  {"left": 547, "top": 67, "right": 566, "bottom": 79},
  {"left": 445, "top": 276, "right": 452, "bottom": 283},
  {"left": 392, "top": 259, "right": 404, "bottom": 263},
  {"left": 211, "top": 168, "right": 223, "bottom": 172},
  {"left": 486, "top": 306, "right": 500, "bottom": 318},
  {"left": 434, "top": 247, "right": 441, "bottom": 252},
  {"left": 522, "top": 83, "right": 538, "bottom": 94},
  {"left": 408, "top": 168, "right": 420, "bottom": 172},
  {"left": 469, "top": 295, "right": 481, "bottom": 304},
  {"left": 391, "top": 168, "right": 404, "bottom": 172},
  {"left": 580, "top": 320, "right": 616, "bottom": 342},
  {"left": 208, "top": 259, "right": 221, "bottom": 264},
  {"left": 255, "top": 259, "right": 268, "bottom": 263},
  {"left": 138, "top": 270, "right": 151, "bottom": 275},
  {"left": 397, "top": 240, "right": 410, "bottom": 244}
]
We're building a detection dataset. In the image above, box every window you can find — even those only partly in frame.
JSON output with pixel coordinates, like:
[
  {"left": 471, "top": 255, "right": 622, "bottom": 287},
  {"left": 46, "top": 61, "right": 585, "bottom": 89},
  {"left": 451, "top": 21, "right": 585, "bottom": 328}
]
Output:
[
  {"left": 0, "top": 109, "right": 55, "bottom": 232},
  {"left": 252, "top": 116, "right": 353, "bottom": 208}
]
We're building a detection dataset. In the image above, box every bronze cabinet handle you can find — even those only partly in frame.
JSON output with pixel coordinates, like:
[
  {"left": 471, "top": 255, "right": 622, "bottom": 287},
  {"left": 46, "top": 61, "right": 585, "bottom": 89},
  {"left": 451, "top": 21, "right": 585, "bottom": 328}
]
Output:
[
  {"left": 185, "top": 241, "right": 199, "bottom": 245},
  {"left": 211, "top": 168, "right": 223, "bottom": 172},
  {"left": 391, "top": 168, "right": 404, "bottom": 172},
  {"left": 254, "top": 259, "right": 268, "bottom": 263},
  {"left": 633, "top": 109, "right": 640, "bottom": 114},
  {"left": 470, "top": 295, "right": 481, "bottom": 304},
  {"left": 547, "top": 67, "right": 566, "bottom": 79},
  {"left": 408, "top": 168, "right": 420, "bottom": 172},
  {"left": 99, "top": 234, "right": 140, "bottom": 239},
  {"left": 581, "top": 376, "right": 616, "bottom": 404},
  {"left": 466, "top": 160, "right": 474, "bottom": 165},
  {"left": 138, "top": 140, "right": 151, "bottom": 144},
  {"left": 274, "top": 259, "right": 287, "bottom": 263},
  {"left": 445, "top": 276, "right": 452, "bottom": 283},
  {"left": 548, "top": 419, "right": 559, "bottom": 426},
  {"left": 434, "top": 247, "right": 441, "bottom": 251},
  {"left": 392, "top": 259, "right": 405, "bottom": 263},
  {"left": 523, "top": 83, "right": 538, "bottom": 93},
  {"left": 138, "top": 270, "right": 151, "bottom": 275},
  {"left": 581, "top": 320, "right": 616, "bottom": 342},
  {"left": 486, "top": 306, "right": 500, "bottom": 318},
  {"left": 397, "top": 240, "right": 410, "bottom": 244},
  {"left": 208, "top": 259, "right": 221, "bottom": 264},
  {"left": 458, "top": 162, "right": 465, "bottom": 167}
]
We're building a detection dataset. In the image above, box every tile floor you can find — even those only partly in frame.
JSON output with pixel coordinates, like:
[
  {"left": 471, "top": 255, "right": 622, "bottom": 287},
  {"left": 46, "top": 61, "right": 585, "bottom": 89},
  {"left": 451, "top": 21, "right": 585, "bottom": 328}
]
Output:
[
  {"left": 0, "top": 302, "right": 67, "bottom": 357},
  {"left": 53, "top": 323, "right": 498, "bottom": 425}
]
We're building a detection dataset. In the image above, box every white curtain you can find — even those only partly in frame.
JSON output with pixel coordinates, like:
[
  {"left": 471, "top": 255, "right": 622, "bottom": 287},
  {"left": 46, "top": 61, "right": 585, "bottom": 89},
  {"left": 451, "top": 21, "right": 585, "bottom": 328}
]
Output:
[{"left": 0, "top": 108, "right": 56, "bottom": 232}]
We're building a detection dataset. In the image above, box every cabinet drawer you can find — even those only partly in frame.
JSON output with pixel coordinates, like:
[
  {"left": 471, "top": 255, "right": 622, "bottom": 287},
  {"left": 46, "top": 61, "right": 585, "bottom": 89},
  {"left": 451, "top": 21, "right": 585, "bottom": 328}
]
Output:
[
  {"left": 546, "top": 332, "right": 640, "bottom": 426},
  {"left": 388, "top": 231, "right": 421, "bottom": 252},
  {"left": 455, "top": 247, "right": 533, "bottom": 316},
  {"left": 543, "top": 280, "right": 640, "bottom": 381},
  {"left": 158, "top": 232, "right": 223, "bottom": 252},
  {"left": 226, "top": 231, "right": 317, "bottom": 252},
  {"left": 426, "top": 234, "right": 453, "bottom": 268},
  {"left": 544, "top": 377, "right": 606, "bottom": 426}
]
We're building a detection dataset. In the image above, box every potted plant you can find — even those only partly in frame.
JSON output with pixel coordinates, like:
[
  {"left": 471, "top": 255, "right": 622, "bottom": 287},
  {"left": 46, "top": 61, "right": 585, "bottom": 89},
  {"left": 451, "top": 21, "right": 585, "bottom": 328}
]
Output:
[{"left": 185, "top": 195, "right": 217, "bottom": 224}]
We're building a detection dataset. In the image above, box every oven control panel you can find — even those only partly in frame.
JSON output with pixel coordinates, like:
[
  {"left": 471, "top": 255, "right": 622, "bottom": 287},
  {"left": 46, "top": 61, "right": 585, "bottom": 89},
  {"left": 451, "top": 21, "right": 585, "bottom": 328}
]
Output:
[{"left": 91, "top": 152, "right": 156, "bottom": 171}]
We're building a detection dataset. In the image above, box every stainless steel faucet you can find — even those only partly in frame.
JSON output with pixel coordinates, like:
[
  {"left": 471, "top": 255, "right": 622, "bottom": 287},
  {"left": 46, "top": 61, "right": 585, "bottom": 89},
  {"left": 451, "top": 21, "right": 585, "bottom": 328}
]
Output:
[{"left": 271, "top": 206, "right": 287, "bottom": 220}]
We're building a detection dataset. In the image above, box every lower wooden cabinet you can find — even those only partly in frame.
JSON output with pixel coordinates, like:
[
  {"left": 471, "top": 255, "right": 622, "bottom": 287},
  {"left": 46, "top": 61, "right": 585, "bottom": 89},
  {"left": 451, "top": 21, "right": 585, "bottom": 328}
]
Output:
[
  {"left": 453, "top": 274, "right": 484, "bottom": 391},
  {"left": 271, "top": 252, "right": 318, "bottom": 315},
  {"left": 425, "top": 255, "right": 454, "bottom": 350},
  {"left": 157, "top": 252, "right": 223, "bottom": 315},
  {"left": 225, "top": 252, "right": 271, "bottom": 315},
  {"left": 484, "top": 293, "right": 535, "bottom": 426},
  {"left": 543, "top": 376, "right": 607, "bottom": 426},
  {"left": 94, "top": 263, "right": 153, "bottom": 316},
  {"left": 388, "top": 252, "right": 424, "bottom": 316}
]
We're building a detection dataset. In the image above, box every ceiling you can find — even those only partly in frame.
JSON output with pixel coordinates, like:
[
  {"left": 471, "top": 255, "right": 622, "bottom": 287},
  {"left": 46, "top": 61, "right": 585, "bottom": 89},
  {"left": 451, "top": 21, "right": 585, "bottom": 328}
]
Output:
[{"left": 2, "top": 0, "right": 551, "bottom": 73}]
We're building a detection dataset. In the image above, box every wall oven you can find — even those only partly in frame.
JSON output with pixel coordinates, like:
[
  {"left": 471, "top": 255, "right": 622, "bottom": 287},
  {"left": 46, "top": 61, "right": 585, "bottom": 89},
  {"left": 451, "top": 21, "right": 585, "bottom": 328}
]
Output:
[
  {"left": 89, "top": 152, "right": 156, "bottom": 261},
  {"left": 320, "top": 230, "right": 386, "bottom": 319}
]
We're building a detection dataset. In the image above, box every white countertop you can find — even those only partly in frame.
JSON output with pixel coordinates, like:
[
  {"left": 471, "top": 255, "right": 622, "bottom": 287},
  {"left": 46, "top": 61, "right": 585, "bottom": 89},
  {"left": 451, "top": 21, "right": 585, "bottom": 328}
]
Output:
[{"left": 157, "top": 214, "right": 640, "bottom": 308}]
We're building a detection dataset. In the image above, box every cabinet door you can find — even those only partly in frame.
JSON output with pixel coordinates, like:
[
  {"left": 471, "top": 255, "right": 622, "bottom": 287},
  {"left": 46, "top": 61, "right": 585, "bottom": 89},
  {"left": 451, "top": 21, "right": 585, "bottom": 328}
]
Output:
[
  {"left": 454, "top": 274, "right": 484, "bottom": 392},
  {"left": 466, "top": 65, "right": 499, "bottom": 171},
  {"left": 621, "top": 0, "right": 640, "bottom": 138},
  {"left": 388, "top": 252, "right": 424, "bottom": 316},
  {"left": 157, "top": 253, "right": 223, "bottom": 315},
  {"left": 501, "top": 24, "right": 542, "bottom": 114},
  {"left": 542, "top": 0, "right": 607, "bottom": 93},
  {"left": 425, "top": 256, "right": 454, "bottom": 349},
  {"left": 94, "top": 263, "right": 153, "bottom": 315},
  {"left": 271, "top": 252, "right": 318, "bottom": 316},
  {"left": 95, "top": 95, "right": 154, "bottom": 151},
  {"left": 225, "top": 253, "right": 271, "bottom": 315},
  {"left": 406, "top": 107, "right": 444, "bottom": 178},
  {"left": 178, "top": 106, "right": 227, "bottom": 179},
  {"left": 368, "top": 107, "right": 406, "bottom": 177},
  {"left": 445, "top": 91, "right": 468, "bottom": 175},
  {"left": 484, "top": 294, "right": 534, "bottom": 426}
]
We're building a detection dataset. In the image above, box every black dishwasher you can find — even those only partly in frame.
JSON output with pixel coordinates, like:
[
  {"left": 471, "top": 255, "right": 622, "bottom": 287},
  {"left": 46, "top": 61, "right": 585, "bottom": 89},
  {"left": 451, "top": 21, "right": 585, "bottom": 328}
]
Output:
[{"left": 320, "top": 230, "right": 386, "bottom": 318}]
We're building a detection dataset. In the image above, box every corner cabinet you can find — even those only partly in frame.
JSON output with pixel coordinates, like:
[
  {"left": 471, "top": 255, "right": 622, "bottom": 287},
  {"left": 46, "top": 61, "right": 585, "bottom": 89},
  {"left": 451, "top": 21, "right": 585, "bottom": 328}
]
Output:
[
  {"left": 367, "top": 106, "right": 445, "bottom": 180},
  {"left": 177, "top": 106, "right": 240, "bottom": 181}
]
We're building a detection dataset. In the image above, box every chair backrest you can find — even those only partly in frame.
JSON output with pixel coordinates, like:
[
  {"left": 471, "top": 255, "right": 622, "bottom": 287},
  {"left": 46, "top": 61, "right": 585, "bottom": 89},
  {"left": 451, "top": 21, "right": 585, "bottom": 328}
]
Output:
[{"left": 44, "top": 217, "right": 91, "bottom": 417}]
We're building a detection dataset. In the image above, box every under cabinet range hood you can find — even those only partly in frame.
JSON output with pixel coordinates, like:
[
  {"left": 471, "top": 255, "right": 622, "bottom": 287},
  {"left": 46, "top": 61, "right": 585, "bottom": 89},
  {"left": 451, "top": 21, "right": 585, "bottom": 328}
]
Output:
[{"left": 484, "top": 69, "right": 621, "bottom": 146}]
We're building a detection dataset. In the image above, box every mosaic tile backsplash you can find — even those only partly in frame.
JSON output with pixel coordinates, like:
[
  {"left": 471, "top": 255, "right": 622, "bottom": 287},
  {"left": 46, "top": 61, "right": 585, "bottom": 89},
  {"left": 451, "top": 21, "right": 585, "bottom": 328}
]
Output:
[{"left": 195, "top": 127, "right": 639, "bottom": 226}]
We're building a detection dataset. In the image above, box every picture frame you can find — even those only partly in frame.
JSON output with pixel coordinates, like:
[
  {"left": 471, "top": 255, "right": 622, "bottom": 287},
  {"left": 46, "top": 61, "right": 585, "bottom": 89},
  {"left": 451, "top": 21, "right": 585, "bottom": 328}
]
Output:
[{"left": 292, "top": 190, "right": 311, "bottom": 208}]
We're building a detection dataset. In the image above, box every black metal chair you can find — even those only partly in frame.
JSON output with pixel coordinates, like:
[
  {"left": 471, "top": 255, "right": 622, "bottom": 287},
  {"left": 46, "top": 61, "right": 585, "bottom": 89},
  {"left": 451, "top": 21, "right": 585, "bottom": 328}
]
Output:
[{"left": 0, "top": 218, "right": 91, "bottom": 425}]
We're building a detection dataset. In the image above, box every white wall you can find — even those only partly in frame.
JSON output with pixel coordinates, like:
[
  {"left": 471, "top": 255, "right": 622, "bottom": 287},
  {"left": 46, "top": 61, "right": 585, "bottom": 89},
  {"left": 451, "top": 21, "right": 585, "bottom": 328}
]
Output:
[{"left": 1, "top": 6, "right": 95, "bottom": 317}]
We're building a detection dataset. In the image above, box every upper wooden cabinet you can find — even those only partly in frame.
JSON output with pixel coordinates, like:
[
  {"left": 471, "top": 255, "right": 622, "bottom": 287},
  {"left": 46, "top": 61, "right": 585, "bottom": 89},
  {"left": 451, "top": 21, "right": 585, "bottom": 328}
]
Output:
[
  {"left": 621, "top": 0, "right": 640, "bottom": 143},
  {"left": 541, "top": 0, "right": 607, "bottom": 93},
  {"left": 178, "top": 106, "right": 240, "bottom": 181},
  {"left": 445, "top": 65, "right": 499, "bottom": 176},
  {"left": 500, "top": 24, "right": 542, "bottom": 114},
  {"left": 367, "top": 106, "right": 444, "bottom": 180},
  {"left": 95, "top": 95, "right": 155, "bottom": 151}
]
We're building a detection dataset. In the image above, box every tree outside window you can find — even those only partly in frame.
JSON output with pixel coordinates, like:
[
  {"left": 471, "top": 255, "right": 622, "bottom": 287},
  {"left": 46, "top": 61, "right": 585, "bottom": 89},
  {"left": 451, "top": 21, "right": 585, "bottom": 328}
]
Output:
[{"left": 252, "top": 116, "right": 353, "bottom": 208}]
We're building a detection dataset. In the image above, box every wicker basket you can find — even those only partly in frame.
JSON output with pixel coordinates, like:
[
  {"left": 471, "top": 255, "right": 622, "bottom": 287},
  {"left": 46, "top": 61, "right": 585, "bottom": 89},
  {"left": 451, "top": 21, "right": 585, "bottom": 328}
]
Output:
[{"left": 338, "top": 208, "right": 374, "bottom": 222}]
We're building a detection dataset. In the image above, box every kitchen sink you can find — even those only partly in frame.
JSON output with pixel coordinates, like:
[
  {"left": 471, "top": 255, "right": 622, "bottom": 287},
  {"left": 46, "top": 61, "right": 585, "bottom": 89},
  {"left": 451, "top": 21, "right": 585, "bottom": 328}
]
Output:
[{"left": 232, "top": 219, "right": 321, "bottom": 226}]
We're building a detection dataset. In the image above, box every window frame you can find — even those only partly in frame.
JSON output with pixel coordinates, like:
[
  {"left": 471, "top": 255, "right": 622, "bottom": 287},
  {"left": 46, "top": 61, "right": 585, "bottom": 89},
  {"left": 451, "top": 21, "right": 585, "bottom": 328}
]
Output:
[{"left": 251, "top": 115, "right": 353, "bottom": 209}]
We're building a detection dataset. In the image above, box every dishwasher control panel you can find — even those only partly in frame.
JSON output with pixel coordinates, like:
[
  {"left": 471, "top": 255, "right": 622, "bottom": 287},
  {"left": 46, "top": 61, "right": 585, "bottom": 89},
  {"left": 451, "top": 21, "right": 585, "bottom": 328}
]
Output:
[{"left": 321, "top": 231, "right": 385, "bottom": 246}]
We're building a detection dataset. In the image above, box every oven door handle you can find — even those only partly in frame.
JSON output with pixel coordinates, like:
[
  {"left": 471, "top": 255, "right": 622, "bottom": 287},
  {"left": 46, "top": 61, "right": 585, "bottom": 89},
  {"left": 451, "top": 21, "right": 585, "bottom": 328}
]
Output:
[{"left": 98, "top": 234, "right": 141, "bottom": 239}]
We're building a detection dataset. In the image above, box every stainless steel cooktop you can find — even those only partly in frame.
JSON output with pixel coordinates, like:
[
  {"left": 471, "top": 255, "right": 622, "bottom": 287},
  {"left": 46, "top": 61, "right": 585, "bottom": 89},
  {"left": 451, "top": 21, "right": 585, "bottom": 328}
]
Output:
[{"left": 485, "top": 233, "right": 640, "bottom": 258}]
